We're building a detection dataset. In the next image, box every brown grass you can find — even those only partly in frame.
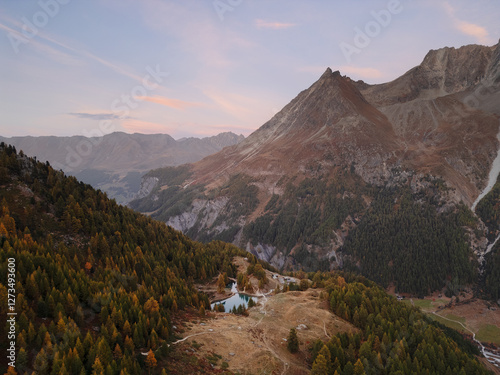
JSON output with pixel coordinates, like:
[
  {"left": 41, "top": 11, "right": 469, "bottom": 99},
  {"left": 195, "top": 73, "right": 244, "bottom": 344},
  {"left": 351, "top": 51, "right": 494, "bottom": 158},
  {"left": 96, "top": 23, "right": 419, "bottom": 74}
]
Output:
[{"left": 175, "top": 289, "right": 357, "bottom": 375}]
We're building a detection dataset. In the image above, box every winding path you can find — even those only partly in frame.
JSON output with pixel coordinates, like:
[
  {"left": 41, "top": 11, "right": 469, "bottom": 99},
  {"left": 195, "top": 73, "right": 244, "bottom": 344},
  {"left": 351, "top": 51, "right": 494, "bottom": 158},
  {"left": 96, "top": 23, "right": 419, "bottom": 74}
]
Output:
[
  {"left": 170, "top": 331, "right": 214, "bottom": 345},
  {"left": 431, "top": 311, "right": 500, "bottom": 368}
]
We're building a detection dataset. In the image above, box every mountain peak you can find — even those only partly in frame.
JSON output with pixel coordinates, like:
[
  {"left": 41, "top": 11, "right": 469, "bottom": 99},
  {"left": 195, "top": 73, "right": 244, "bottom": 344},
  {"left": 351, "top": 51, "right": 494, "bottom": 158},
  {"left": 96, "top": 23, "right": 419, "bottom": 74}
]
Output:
[
  {"left": 321, "top": 67, "right": 333, "bottom": 77},
  {"left": 318, "top": 67, "right": 342, "bottom": 82}
]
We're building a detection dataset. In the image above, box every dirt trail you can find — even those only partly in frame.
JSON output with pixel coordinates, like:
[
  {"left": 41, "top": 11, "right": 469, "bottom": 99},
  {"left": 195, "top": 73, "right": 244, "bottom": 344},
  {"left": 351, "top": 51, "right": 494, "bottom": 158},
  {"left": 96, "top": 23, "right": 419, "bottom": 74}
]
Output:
[
  {"left": 254, "top": 288, "right": 290, "bottom": 375},
  {"left": 174, "top": 289, "right": 357, "bottom": 374}
]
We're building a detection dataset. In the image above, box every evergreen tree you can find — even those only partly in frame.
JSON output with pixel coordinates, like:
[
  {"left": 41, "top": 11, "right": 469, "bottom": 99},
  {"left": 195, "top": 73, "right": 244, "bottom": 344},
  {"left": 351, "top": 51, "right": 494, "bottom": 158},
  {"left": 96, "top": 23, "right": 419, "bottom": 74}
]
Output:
[{"left": 287, "top": 328, "right": 299, "bottom": 353}]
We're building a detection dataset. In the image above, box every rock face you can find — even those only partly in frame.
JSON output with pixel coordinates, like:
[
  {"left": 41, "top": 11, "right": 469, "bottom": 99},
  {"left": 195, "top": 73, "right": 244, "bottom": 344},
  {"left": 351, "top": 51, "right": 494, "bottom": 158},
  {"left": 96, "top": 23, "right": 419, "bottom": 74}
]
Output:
[
  {"left": 166, "top": 197, "right": 230, "bottom": 233},
  {"left": 0, "top": 132, "right": 244, "bottom": 204},
  {"left": 131, "top": 41, "right": 500, "bottom": 270}
]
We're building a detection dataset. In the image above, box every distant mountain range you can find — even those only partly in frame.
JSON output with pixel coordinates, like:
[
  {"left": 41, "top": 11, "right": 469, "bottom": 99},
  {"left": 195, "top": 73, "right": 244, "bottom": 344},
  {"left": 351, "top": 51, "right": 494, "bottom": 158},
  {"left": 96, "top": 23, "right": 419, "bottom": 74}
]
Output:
[
  {"left": 0, "top": 131, "right": 244, "bottom": 203},
  {"left": 130, "top": 40, "right": 500, "bottom": 297}
]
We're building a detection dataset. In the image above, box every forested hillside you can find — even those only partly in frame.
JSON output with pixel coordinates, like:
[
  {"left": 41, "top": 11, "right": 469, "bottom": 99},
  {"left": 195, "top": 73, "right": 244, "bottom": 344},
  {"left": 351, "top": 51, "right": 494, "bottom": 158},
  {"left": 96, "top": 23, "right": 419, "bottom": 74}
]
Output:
[
  {"left": 309, "top": 273, "right": 490, "bottom": 374},
  {"left": 341, "top": 187, "right": 477, "bottom": 296},
  {"left": 0, "top": 143, "right": 493, "bottom": 374},
  {"left": 0, "top": 143, "right": 257, "bottom": 374},
  {"left": 133, "top": 167, "right": 480, "bottom": 297}
]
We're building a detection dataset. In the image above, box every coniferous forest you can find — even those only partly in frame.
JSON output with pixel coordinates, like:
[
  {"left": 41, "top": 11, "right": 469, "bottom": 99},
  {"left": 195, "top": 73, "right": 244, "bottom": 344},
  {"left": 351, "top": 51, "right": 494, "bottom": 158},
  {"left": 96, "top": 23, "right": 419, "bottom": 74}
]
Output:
[
  {"left": 0, "top": 143, "right": 495, "bottom": 374},
  {"left": 0, "top": 143, "right": 255, "bottom": 374},
  {"left": 341, "top": 188, "right": 477, "bottom": 296},
  {"left": 310, "top": 273, "right": 490, "bottom": 375}
]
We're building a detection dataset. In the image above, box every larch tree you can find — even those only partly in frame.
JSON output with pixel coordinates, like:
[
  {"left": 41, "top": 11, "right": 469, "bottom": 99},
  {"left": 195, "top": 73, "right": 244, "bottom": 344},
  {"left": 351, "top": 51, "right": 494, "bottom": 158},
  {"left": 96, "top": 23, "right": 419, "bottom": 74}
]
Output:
[
  {"left": 145, "top": 350, "right": 157, "bottom": 374},
  {"left": 311, "top": 354, "right": 329, "bottom": 375}
]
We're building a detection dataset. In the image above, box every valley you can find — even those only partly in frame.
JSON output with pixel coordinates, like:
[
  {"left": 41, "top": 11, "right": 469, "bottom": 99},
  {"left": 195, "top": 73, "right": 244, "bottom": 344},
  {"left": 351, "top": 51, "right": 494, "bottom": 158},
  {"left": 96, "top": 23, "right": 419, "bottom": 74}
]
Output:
[
  {"left": 3, "top": 1, "right": 500, "bottom": 374},
  {"left": 2, "top": 39, "right": 500, "bottom": 375},
  {"left": 130, "top": 41, "right": 500, "bottom": 302},
  {"left": 406, "top": 297, "right": 500, "bottom": 373},
  {"left": 0, "top": 132, "right": 244, "bottom": 204}
]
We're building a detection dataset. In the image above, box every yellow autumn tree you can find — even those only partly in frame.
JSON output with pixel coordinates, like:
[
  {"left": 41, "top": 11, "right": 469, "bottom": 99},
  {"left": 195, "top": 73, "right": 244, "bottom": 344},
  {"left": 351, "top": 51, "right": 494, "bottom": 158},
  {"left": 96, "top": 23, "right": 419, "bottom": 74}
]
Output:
[
  {"left": 217, "top": 273, "right": 226, "bottom": 294},
  {"left": 145, "top": 350, "right": 157, "bottom": 374}
]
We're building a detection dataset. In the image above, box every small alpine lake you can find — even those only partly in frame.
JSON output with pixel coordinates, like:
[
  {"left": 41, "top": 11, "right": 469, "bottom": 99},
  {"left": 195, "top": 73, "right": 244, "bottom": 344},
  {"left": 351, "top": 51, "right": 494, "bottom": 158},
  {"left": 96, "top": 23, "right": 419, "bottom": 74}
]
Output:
[{"left": 211, "top": 283, "right": 258, "bottom": 313}]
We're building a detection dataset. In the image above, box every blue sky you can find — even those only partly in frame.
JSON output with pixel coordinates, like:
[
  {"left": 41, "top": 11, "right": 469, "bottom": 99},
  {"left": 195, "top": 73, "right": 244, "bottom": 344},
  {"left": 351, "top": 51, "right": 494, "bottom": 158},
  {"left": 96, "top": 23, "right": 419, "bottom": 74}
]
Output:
[{"left": 1, "top": 0, "right": 499, "bottom": 139}]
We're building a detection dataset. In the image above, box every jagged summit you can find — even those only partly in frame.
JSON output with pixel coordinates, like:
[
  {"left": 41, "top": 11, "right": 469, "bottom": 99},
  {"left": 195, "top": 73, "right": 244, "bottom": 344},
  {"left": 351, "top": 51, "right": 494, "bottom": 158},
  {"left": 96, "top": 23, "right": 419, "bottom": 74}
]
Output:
[
  {"left": 359, "top": 41, "right": 499, "bottom": 107},
  {"left": 319, "top": 66, "right": 333, "bottom": 78},
  {"left": 318, "top": 67, "right": 341, "bottom": 78}
]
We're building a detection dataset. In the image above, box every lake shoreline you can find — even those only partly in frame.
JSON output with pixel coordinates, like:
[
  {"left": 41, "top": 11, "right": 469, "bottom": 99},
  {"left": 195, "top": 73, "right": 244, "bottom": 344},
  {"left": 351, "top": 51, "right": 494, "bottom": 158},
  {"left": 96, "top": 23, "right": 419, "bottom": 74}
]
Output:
[{"left": 210, "top": 282, "right": 259, "bottom": 312}]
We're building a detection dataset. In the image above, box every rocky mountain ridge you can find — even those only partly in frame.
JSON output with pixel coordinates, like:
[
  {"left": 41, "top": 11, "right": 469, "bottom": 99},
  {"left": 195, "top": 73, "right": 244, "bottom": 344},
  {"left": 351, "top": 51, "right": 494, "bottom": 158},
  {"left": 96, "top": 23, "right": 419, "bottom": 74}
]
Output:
[
  {"left": 130, "top": 41, "right": 500, "bottom": 295},
  {"left": 0, "top": 131, "right": 244, "bottom": 203}
]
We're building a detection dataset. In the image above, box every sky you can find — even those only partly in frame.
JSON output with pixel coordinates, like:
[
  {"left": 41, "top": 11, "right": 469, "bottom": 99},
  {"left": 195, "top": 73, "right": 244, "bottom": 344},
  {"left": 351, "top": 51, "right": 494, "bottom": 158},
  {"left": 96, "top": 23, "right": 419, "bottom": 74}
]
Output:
[{"left": 0, "top": 0, "right": 499, "bottom": 139}]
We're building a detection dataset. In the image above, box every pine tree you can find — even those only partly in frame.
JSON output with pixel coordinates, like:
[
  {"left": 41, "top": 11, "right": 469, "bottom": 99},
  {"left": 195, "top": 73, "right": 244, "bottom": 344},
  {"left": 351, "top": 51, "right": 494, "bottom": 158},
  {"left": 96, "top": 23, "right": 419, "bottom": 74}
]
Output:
[
  {"left": 92, "top": 357, "right": 105, "bottom": 375},
  {"left": 17, "top": 347, "right": 28, "bottom": 371},
  {"left": 113, "top": 344, "right": 123, "bottom": 359},
  {"left": 287, "top": 328, "right": 299, "bottom": 353}
]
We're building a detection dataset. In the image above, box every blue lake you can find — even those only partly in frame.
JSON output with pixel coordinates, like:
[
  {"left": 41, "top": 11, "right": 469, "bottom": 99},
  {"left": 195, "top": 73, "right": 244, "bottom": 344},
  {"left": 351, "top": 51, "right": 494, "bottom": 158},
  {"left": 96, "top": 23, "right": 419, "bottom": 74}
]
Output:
[{"left": 211, "top": 283, "right": 258, "bottom": 313}]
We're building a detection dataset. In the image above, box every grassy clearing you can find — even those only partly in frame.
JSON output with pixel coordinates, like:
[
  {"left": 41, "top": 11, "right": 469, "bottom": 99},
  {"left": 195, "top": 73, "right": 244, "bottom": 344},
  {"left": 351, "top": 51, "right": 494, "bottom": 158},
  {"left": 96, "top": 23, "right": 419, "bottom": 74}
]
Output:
[
  {"left": 445, "top": 313, "right": 466, "bottom": 323},
  {"left": 403, "top": 298, "right": 448, "bottom": 311},
  {"left": 476, "top": 324, "right": 500, "bottom": 345},
  {"left": 412, "top": 299, "right": 433, "bottom": 310},
  {"left": 429, "top": 314, "right": 466, "bottom": 333}
]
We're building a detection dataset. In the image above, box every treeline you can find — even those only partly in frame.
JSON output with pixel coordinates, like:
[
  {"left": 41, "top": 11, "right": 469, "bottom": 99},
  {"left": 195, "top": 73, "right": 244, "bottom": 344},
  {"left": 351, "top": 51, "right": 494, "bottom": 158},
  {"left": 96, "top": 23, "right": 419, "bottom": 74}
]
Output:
[
  {"left": 0, "top": 143, "right": 259, "bottom": 374},
  {"left": 341, "top": 188, "right": 476, "bottom": 296},
  {"left": 243, "top": 175, "right": 367, "bottom": 261},
  {"left": 309, "top": 273, "right": 489, "bottom": 374}
]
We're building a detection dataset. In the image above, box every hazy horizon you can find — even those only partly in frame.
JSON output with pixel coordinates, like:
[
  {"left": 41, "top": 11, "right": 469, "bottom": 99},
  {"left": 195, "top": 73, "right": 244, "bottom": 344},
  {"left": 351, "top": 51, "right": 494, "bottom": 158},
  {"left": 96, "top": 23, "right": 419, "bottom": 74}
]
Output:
[{"left": 1, "top": 0, "right": 499, "bottom": 139}]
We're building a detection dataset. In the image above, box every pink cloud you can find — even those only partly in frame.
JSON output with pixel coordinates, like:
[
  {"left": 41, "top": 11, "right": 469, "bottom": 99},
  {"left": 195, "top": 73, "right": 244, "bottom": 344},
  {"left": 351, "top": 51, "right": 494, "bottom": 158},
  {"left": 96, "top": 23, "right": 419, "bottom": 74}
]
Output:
[
  {"left": 455, "top": 21, "right": 490, "bottom": 44},
  {"left": 139, "top": 96, "right": 202, "bottom": 110},
  {"left": 255, "top": 19, "right": 296, "bottom": 30},
  {"left": 442, "top": 2, "right": 494, "bottom": 45}
]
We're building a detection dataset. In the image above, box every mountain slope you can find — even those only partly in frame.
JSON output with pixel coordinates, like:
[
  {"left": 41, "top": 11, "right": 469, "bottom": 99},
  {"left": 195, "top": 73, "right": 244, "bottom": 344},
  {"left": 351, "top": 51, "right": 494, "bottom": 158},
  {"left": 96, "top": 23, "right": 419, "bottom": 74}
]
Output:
[
  {"left": 0, "top": 142, "right": 262, "bottom": 374},
  {"left": 0, "top": 143, "right": 493, "bottom": 374},
  {"left": 0, "top": 131, "right": 244, "bottom": 204},
  {"left": 130, "top": 41, "right": 500, "bottom": 295}
]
